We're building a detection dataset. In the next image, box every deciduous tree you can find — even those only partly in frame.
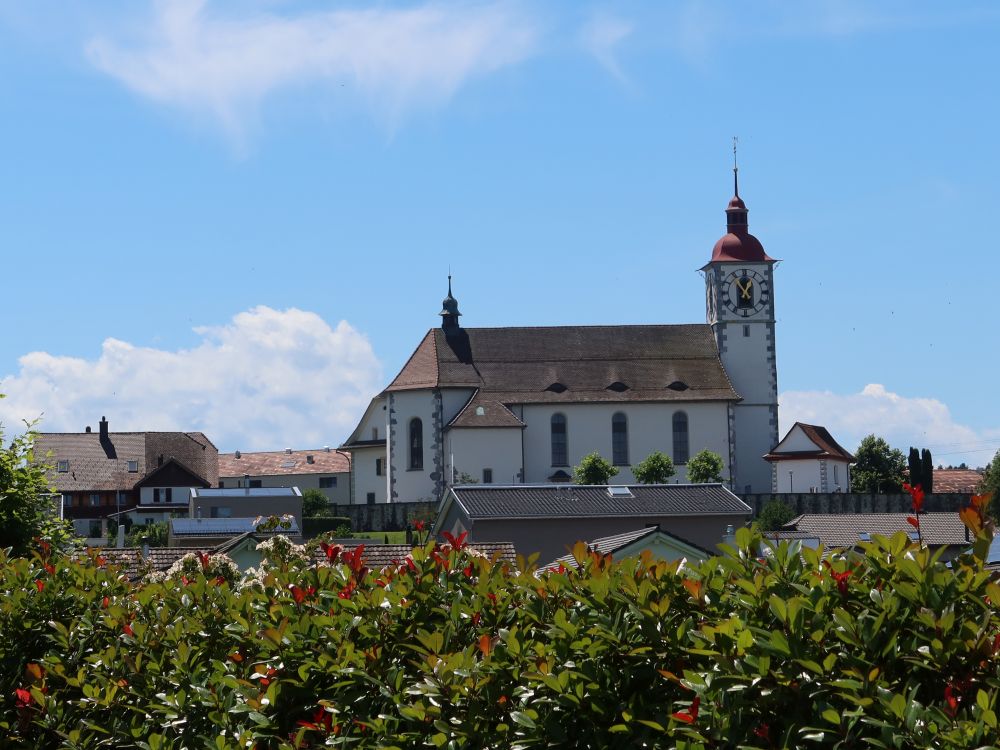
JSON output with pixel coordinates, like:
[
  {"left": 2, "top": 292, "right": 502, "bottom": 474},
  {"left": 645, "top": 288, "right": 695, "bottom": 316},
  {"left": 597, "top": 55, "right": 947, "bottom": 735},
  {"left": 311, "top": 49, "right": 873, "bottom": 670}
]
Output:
[
  {"left": 686, "top": 449, "right": 724, "bottom": 484},
  {"left": 632, "top": 451, "right": 676, "bottom": 484},
  {"left": 573, "top": 452, "right": 618, "bottom": 485},
  {"left": 851, "top": 434, "right": 906, "bottom": 493}
]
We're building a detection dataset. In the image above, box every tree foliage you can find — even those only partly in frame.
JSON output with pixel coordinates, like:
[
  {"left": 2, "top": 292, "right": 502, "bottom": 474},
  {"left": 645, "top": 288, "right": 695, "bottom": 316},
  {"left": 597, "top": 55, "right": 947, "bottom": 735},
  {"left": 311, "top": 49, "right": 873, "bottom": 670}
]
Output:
[
  {"left": 301, "top": 488, "right": 332, "bottom": 518},
  {"left": 908, "top": 447, "right": 921, "bottom": 489},
  {"left": 0, "top": 404, "right": 74, "bottom": 556},
  {"left": 632, "top": 450, "right": 676, "bottom": 484},
  {"left": 685, "top": 448, "right": 724, "bottom": 483},
  {"left": 573, "top": 452, "right": 618, "bottom": 485},
  {"left": 125, "top": 521, "right": 168, "bottom": 549},
  {"left": 1, "top": 516, "right": 998, "bottom": 748},
  {"left": 980, "top": 450, "right": 1000, "bottom": 509},
  {"left": 756, "top": 498, "right": 795, "bottom": 530},
  {"left": 921, "top": 448, "right": 934, "bottom": 494},
  {"left": 851, "top": 434, "right": 906, "bottom": 493}
]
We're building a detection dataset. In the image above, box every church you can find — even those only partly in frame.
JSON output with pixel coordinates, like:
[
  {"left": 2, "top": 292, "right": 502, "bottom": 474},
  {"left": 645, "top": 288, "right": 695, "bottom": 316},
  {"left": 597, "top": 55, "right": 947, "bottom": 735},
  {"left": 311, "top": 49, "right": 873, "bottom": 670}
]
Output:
[{"left": 341, "top": 173, "right": 779, "bottom": 503}]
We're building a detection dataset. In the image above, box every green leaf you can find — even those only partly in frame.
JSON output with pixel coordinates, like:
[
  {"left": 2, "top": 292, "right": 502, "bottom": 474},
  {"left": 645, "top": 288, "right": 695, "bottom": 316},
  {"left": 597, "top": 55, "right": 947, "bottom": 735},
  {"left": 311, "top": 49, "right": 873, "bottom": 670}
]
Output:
[{"left": 510, "top": 711, "right": 536, "bottom": 728}]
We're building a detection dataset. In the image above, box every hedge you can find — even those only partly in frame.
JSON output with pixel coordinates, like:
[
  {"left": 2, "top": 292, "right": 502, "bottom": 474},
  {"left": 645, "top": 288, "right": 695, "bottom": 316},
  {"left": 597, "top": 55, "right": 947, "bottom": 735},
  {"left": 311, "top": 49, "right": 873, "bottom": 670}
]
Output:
[{"left": 1, "top": 509, "right": 998, "bottom": 748}]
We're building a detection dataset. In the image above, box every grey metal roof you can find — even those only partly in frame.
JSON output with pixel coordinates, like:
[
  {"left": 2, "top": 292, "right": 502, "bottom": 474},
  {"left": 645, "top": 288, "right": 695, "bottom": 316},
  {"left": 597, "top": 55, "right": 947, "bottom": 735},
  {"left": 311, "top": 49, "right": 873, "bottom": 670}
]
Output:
[
  {"left": 171, "top": 517, "right": 300, "bottom": 535},
  {"left": 545, "top": 525, "right": 712, "bottom": 570},
  {"left": 784, "top": 513, "right": 970, "bottom": 548},
  {"left": 450, "top": 484, "right": 751, "bottom": 520},
  {"left": 191, "top": 487, "right": 300, "bottom": 498}
]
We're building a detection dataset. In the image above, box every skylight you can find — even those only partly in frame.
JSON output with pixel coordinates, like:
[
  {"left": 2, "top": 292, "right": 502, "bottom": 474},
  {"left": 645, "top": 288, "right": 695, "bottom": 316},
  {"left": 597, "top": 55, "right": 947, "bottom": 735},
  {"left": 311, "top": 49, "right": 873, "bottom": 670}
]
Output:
[
  {"left": 281, "top": 460, "right": 296, "bottom": 469},
  {"left": 858, "top": 532, "right": 871, "bottom": 542},
  {"left": 607, "top": 486, "right": 634, "bottom": 498}
]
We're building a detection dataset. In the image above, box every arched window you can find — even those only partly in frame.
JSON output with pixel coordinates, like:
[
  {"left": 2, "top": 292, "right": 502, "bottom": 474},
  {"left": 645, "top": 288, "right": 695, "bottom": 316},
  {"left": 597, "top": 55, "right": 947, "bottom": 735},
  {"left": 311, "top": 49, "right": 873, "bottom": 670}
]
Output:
[
  {"left": 672, "top": 411, "right": 689, "bottom": 465},
  {"left": 551, "top": 413, "right": 568, "bottom": 467},
  {"left": 612, "top": 412, "right": 628, "bottom": 466},
  {"left": 408, "top": 418, "right": 423, "bottom": 470}
]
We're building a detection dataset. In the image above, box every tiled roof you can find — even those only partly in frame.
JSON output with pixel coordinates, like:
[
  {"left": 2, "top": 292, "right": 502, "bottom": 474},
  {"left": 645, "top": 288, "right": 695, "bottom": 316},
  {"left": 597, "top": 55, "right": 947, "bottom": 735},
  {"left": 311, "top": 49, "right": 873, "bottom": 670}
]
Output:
[
  {"left": 311, "top": 541, "right": 518, "bottom": 568},
  {"left": 448, "top": 392, "right": 526, "bottom": 429},
  {"left": 386, "top": 325, "right": 739, "bottom": 404},
  {"left": 929, "top": 469, "right": 983, "bottom": 494},
  {"left": 449, "top": 484, "right": 751, "bottom": 520},
  {"left": 36, "top": 430, "right": 218, "bottom": 492},
  {"left": 765, "top": 423, "right": 855, "bottom": 462},
  {"left": 783, "top": 513, "right": 970, "bottom": 548},
  {"left": 219, "top": 448, "right": 351, "bottom": 478}
]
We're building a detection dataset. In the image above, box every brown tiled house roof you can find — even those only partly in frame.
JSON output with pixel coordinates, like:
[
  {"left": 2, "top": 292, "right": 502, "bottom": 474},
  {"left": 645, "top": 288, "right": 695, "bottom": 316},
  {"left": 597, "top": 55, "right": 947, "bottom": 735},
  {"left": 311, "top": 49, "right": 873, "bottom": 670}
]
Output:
[
  {"left": 386, "top": 325, "right": 739, "bottom": 405},
  {"left": 36, "top": 428, "right": 219, "bottom": 492},
  {"left": 780, "top": 513, "right": 968, "bottom": 548},
  {"left": 219, "top": 448, "right": 351, "bottom": 477},
  {"left": 927, "top": 469, "right": 983, "bottom": 494},
  {"left": 765, "top": 422, "right": 855, "bottom": 462}
]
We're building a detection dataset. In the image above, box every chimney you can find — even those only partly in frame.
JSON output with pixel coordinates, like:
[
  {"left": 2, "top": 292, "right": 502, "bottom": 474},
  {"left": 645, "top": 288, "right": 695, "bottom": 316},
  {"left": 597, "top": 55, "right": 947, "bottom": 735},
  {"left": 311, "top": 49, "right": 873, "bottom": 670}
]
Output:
[
  {"left": 324, "top": 446, "right": 331, "bottom": 452},
  {"left": 286, "top": 448, "right": 292, "bottom": 454},
  {"left": 235, "top": 450, "right": 241, "bottom": 459},
  {"left": 116, "top": 524, "right": 126, "bottom": 548},
  {"left": 306, "top": 455, "right": 314, "bottom": 464},
  {"left": 244, "top": 474, "right": 250, "bottom": 494},
  {"left": 99, "top": 416, "right": 109, "bottom": 440},
  {"left": 85, "top": 426, "right": 91, "bottom": 433}
]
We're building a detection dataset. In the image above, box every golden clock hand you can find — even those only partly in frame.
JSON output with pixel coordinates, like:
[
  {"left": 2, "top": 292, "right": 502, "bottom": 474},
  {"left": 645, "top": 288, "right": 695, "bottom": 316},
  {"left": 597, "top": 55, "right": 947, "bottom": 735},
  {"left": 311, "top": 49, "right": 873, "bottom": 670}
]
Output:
[{"left": 737, "top": 278, "right": 752, "bottom": 299}]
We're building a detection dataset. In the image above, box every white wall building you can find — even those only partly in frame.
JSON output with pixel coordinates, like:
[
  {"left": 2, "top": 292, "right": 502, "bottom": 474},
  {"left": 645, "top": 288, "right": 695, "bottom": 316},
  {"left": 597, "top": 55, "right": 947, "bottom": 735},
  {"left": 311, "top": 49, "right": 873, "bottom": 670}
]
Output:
[
  {"left": 343, "top": 176, "right": 782, "bottom": 502},
  {"left": 764, "top": 422, "right": 855, "bottom": 493}
]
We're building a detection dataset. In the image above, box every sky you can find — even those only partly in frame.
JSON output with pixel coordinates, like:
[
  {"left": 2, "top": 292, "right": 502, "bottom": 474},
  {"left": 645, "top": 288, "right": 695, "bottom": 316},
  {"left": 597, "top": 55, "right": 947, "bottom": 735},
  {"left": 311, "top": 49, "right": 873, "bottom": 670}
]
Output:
[{"left": 0, "top": 0, "right": 997, "bottom": 465}]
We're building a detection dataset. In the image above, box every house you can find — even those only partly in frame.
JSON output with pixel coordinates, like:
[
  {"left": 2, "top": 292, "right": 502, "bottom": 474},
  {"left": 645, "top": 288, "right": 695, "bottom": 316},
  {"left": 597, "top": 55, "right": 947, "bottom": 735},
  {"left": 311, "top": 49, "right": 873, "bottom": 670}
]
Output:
[
  {"left": 36, "top": 417, "right": 218, "bottom": 543},
  {"left": 189, "top": 487, "right": 304, "bottom": 532},
  {"left": 770, "top": 513, "right": 971, "bottom": 561},
  {"left": 930, "top": 469, "right": 983, "bottom": 495},
  {"left": 167, "top": 516, "right": 303, "bottom": 547},
  {"left": 432, "top": 483, "right": 752, "bottom": 563},
  {"left": 764, "top": 422, "right": 854, "bottom": 493},
  {"left": 342, "top": 175, "right": 781, "bottom": 502},
  {"left": 545, "top": 525, "right": 715, "bottom": 571},
  {"left": 218, "top": 447, "right": 351, "bottom": 505}
]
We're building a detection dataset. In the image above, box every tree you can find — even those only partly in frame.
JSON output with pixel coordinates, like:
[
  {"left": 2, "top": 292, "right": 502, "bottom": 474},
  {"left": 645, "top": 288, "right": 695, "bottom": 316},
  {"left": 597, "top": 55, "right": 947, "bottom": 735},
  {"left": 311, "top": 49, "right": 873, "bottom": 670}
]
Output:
[
  {"left": 302, "top": 488, "right": 332, "bottom": 518},
  {"left": 979, "top": 450, "right": 1000, "bottom": 508},
  {"left": 908, "top": 447, "right": 922, "bottom": 489},
  {"left": 756, "top": 498, "right": 795, "bottom": 531},
  {"left": 686, "top": 449, "right": 724, "bottom": 484},
  {"left": 632, "top": 451, "right": 676, "bottom": 484},
  {"left": 851, "top": 434, "right": 906, "bottom": 493},
  {"left": 920, "top": 449, "right": 934, "bottom": 494},
  {"left": 0, "top": 405, "right": 75, "bottom": 556},
  {"left": 573, "top": 452, "right": 618, "bottom": 485},
  {"left": 125, "top": 521, "right": 167, "bottom": 548}
]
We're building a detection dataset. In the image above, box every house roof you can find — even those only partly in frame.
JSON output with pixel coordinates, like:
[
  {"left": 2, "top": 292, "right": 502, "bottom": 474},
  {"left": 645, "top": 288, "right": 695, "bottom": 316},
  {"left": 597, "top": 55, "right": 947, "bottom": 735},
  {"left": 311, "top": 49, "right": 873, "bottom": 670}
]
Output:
[
  {"left": 447, "top": 391, "right": 526, "bottom": 429},
  {"left": 170, "top": 517, "right": 301, "bottom": 536},
  {"left": 219, "top": 448, "right": 351, "bottom": 477},
  {"left": 309, "top": 541, "right": 518, "bottom": 569},
  {"left": 443, "top": 484, "right": 752, "bottom": 521},
  {"left": 385, "top": 325, "right": 740, "bottom": 405},
  {"left": 782, "top": 513, "right": 969, "bottom": 548},
  {"left": 36, "top": 429, "right": 219, "bottom": 492},
  {"left": 134, "top": 457, "right": 211, "bottom": 489},
  {"left": 765, "top": 422, "right": 855, "bottom": 463},
  {"left": 929, "top": 469, "right": 983, "bottom": 494},
  {"left": 545, "top": 525, "right": 713, "bottom": 570}
]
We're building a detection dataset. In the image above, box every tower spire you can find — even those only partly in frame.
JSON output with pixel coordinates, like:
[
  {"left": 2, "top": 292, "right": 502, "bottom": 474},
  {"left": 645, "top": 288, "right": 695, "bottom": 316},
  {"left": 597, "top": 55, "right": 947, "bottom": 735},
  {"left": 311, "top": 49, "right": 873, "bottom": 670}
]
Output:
[
  {"left": 732, "top": 136, "right": 739, "bottom": 198},
  {"left": 439, "top": 273, "right": 462, "bottom": 333}
]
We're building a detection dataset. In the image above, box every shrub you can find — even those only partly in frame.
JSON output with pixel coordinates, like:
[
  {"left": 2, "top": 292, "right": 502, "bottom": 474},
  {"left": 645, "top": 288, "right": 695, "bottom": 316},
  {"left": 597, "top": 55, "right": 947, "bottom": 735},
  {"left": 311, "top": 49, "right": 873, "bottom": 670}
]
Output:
[{"left": 0, "top": 499, "right": 997, "bottom": 749}]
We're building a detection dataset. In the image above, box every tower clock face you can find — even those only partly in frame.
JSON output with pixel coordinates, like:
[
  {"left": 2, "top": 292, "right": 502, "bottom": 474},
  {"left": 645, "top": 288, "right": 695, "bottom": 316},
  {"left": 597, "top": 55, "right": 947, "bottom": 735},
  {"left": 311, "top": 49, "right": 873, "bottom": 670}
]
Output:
[{"left": 722, "top": 269, "right": 769, "bottom": 317}]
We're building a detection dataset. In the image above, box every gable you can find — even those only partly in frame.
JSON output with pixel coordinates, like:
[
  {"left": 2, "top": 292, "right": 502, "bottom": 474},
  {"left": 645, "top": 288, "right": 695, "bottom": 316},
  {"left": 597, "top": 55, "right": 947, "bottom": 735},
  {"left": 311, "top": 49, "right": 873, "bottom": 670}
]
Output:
[{"left": 135, "top": 458, "right": 210, "bottom": 489}]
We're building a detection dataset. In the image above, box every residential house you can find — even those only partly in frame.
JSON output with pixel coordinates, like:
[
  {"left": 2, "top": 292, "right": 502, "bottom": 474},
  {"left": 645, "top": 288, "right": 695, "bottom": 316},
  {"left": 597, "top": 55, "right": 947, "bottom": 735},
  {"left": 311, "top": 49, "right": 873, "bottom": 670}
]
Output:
[
  {"left": 218, "top": 447, "right": 351, "bottom": 505},
  {"left": 432, "top": 483, "right": 752, "bottom": 562},
  {"left": 764, "top": 422, "right": 854, "bottom": 493},
  {"left": 36, "top": 417, "right": 218, "bottom": 543},
  {"left": 545, "top": 525, "right": 715, "bottom": 571}
]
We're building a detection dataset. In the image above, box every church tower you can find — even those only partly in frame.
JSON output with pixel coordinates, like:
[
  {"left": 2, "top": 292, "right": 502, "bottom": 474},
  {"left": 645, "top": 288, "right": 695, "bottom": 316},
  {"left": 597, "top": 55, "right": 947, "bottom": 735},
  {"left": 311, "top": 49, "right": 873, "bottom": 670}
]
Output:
[{"left": 702, "top": 163, "right": 779, "bottom": 493}]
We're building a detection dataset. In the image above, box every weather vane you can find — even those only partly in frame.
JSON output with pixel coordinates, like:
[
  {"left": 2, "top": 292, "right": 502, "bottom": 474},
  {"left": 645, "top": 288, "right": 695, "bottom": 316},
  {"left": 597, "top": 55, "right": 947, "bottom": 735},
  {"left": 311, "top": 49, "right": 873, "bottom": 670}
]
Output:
[{"left": 732, "top": 136, "right": 740, "bottom": 197}]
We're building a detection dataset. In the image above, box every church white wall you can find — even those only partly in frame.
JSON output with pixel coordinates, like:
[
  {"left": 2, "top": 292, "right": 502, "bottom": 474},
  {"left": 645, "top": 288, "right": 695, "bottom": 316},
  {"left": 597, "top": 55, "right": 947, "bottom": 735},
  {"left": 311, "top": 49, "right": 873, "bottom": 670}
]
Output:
[
  {"left": 732, "top": 406, "right": 775, "bottom": 493},
  {"left": 444, "top": 428, "right": 523, "bottom": 485},
  {"left": 354, "top": 396, "right": 388, "bottom": 442},
  {"left": 520, "top": 402, "right": 731, "bottom": 484},
  {"left": 718, "top": 321, "right": 772, "bottom": 404},
  {"left": 390, "top": 389, "right": 442, "bottom": 503},
  {"left": 352, "top": 446, "right": 388, "bottom": 504}
]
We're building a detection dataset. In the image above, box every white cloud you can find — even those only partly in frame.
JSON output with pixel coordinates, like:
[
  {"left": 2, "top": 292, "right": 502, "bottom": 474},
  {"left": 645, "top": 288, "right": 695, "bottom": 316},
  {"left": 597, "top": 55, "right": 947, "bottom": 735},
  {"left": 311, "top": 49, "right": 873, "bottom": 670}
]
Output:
[
  {"left": 579, "top": 11, "right": 633, "bottom": 84},
  {"left": 85, "top": 0, "right": 539, "bottom": 142},
  {"left": 780, "top": 384, "right": 1000, "bottom": 465},
  {"left": 0, "top": 306, "right": 382, "bottom": 452}
]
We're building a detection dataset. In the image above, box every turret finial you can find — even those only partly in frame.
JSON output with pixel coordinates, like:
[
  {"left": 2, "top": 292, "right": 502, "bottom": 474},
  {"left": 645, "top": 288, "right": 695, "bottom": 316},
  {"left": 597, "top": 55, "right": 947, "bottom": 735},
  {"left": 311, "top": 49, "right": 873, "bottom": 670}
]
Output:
[{"left": 732, "top": 136, "right": 739, "bottom": 198}]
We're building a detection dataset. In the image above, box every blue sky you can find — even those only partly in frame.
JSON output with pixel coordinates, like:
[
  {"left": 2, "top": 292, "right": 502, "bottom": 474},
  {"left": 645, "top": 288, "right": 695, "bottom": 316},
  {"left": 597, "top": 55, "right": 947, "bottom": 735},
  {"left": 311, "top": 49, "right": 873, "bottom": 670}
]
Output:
[{"left": 0, "top": 0, "right": 997, "bottom": 464}]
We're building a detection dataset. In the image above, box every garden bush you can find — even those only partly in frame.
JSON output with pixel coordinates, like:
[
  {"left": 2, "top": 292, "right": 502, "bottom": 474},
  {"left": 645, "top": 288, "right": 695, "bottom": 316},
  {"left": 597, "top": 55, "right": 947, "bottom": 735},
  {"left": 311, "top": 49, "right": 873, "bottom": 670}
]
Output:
[{"left": 0, "top": 498, "right": 998, "bottom": 749}]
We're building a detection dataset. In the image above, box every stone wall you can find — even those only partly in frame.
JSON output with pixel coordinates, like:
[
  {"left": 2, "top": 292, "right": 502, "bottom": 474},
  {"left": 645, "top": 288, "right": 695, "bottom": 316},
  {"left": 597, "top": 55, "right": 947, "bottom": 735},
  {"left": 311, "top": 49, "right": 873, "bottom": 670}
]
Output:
[
  {"left": 740, "top": 492, "right": 971, "bottom": 517},
  {"left": 326, "top": 501, "right": 439, "bottom": 532}
]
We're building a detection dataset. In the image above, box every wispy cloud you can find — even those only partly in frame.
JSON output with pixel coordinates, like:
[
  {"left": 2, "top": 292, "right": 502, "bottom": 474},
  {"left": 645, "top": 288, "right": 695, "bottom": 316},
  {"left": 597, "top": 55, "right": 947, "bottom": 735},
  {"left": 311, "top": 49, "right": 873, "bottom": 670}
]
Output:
[
  {"left": 85, "top": 0, "right": 539, "bottom": 144},
  {"left": 579, "top": 11, "right": 633, "bottom": 85},
  {"left": 0, "top": 306, "right": 382, "bottom": 452},
  {"left": 780, "top": 383, "right": 1000, "bottom": 466}
]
